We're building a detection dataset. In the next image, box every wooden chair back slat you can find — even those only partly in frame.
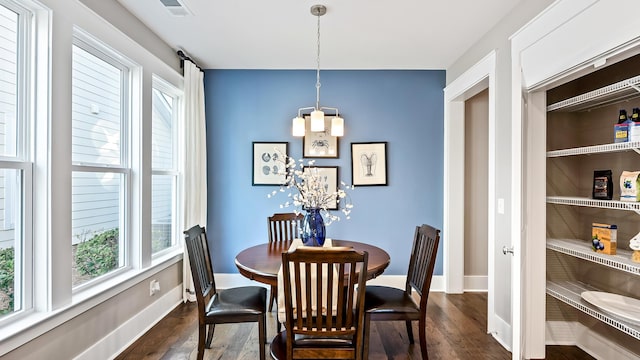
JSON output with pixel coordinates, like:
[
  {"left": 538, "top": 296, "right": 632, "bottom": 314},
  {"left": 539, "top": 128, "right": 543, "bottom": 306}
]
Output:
[
  {"left": 184, "top": 225, "right": 216, "bottom": 315},
  {"left": 406, "top": 224, "right": 440, "bottom": 301},
  {"left": 279, "top": 246, "right": 368, "bottom": 360},
  {"left": 268, "top": 213, "right": 303, "bottom": 242},
  {"left": 267, "top": 212, "right": 304, "bottom": 312}
]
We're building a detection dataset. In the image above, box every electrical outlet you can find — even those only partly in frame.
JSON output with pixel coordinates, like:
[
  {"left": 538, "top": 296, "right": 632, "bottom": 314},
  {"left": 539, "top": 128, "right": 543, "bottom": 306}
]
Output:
[{"left": 149, "top": 279, "right": 160, "bottom": 296}]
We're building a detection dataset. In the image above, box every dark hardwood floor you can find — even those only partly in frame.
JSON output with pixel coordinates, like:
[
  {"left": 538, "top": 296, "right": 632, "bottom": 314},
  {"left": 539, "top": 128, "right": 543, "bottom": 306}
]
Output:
[{"left": 115, "top": 292, "right": 593, "bottom": 360}]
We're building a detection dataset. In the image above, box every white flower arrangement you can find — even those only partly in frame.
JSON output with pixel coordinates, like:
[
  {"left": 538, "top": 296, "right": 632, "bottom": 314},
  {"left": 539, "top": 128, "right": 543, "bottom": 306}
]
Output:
[{"left": 267, "top": 150, "right": 354, "bottom": 225}]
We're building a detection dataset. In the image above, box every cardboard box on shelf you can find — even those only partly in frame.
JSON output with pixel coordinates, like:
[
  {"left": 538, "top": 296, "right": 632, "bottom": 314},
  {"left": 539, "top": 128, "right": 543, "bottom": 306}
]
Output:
[{"left": 592, "top": 223, "right": 617, "bottom": 255}]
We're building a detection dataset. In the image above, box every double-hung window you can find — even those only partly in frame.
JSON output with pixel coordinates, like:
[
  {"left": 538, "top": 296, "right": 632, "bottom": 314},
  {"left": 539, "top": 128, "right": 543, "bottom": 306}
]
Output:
[
  {"left": 71, "top": 35, "right": 130, "bottom": 287},
  {"left": 151, "top": 78, "right": 180, "bottom": 256},
  {"left": 0, "top": 0, "right": 33, "bottom": 320}
]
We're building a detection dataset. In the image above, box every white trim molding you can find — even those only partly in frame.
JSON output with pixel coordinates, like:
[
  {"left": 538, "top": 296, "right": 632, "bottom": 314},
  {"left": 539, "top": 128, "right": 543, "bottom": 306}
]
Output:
[
  {"left": 75, "top": 285, "right": 182, "bottom": 360},
  {"left": 443, "top": 49, "right": 499, "bottom": 343}
]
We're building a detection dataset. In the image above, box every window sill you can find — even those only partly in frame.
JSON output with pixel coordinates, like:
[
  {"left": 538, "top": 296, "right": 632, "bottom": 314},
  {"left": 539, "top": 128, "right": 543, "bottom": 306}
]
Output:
[{"left": 0, "top": 249, "right": 183, "bottom": 356}]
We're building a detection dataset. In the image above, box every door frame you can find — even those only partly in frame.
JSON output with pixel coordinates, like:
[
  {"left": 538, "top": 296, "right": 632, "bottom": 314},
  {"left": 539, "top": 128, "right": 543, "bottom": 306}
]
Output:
[
  {"left": 510, "top": 0, "right": 640, "bottom": 358},
  {"left": 443, "top": 50, "right": 499, "bottom": 336}
]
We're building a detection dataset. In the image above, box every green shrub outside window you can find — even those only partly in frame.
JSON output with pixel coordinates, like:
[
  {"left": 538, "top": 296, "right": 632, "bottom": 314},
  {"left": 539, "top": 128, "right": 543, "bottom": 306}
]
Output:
[{"left": 75, "top": 229, "right": 119, "bottom": 278}]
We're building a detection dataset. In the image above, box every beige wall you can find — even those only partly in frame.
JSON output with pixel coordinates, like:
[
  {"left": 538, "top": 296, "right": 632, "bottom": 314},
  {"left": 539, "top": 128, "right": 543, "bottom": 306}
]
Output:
[
  {"left": 446, "top": 0, "right": 555, "bottom": 323},
  {"left": 464, "top": 89, "right": 489, "bottom": 277},
  {"left": 3, "top": 263, "right": 182, "bottom": 359}
]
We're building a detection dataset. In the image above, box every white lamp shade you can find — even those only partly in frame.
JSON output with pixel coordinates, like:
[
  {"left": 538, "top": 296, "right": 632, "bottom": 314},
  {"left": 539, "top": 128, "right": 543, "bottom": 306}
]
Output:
[
  {"left": 292, "top": 116, "right": 306, "bottom": 136},
  {"left": 330, "top": 116, "right": 344, "bottom": 136},
  {"left": 310, "top": 110, "right": 325, "bottom": 131}
]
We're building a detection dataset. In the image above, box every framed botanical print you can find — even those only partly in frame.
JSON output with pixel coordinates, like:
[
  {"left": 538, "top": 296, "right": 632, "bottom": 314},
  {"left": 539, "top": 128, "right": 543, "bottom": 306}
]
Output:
[
  {"left": 252, "top": 142, "right": 287, "bottom": 185},
  {"left": 302, "top": 115, "right": 339, "bottom": 158},
  {"left": 351, "top": 142, "right": 388, "bottom": 186},
  {"left": 302, "top": 166, "right": 339, "bottom": 210}
]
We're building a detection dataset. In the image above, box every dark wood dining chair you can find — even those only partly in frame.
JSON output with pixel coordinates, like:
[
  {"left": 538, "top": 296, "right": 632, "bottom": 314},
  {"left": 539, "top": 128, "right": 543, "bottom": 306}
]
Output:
[
  {"left": 270, "top": 246, "right": 369, "bottom": 360},
  {"left": 184, "top": 225, "right": 267, "bottom": 360},
  {"left": 362, "top": 224, "right": 440, "bottom": 360},
  {"left": 267, "top": 212, "right": 303, "bottom": 311}
]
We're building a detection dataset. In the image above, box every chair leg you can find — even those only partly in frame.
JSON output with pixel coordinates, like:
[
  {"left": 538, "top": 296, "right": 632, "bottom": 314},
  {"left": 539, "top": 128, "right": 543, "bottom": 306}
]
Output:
[
  {"left": 263, "top": 314, "right": 267, "bottom": 344},
  {"left": 362, "top": 313, "right": 371, "bottom": 360},
  {"left": 258, "top": 315, "right": 266, "bottom": 360},
  {"left": 406, "top": 320, "right": 415, "bottom": 344},
  {"left": 197, "top": 324, "right": 206, "bottom": 360},
  {"left": 205, "top": 323, "right": 215, "bottom": 348},
  {"left": 418, "top": 317, "right": 428, "bottom": 360},
  {"left": 269, "top": 285, "right": 276, "bottom": 311}
]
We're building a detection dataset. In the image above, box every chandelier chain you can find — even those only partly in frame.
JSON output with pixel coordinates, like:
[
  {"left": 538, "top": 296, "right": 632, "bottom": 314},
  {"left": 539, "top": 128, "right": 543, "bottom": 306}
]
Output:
[
  {"left": 292, "top": 5, "right": 342, "bottom": 137},
  {"left": 315, "top": 11, "right": 321, "bottom": 110}
]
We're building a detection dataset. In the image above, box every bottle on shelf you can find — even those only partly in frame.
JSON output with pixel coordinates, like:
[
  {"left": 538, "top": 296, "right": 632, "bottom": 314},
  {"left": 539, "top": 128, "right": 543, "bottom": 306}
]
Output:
[{"left": 629, "top": 108, "right": 640, "bottom": 142}]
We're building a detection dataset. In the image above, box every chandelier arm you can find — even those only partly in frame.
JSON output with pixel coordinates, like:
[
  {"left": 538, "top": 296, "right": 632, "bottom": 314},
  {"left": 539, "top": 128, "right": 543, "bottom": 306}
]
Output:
[
  {"left": 297, "top": 107, "right": 316, "bottom": 117},
  {"left": 319, "top": 107, "right": 339, "bottom": 116}
]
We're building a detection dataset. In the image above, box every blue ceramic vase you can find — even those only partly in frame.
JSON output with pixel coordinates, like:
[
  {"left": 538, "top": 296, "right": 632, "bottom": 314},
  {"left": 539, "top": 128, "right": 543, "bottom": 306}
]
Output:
[{"left": 301, "top": 208, "right": 325, "bottom": 246}]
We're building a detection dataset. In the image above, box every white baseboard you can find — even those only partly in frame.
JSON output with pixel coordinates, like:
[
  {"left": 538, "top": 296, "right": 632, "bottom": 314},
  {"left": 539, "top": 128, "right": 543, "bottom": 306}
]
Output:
[
  {"left": 575, "top": 322, "right": 640, "bottom": 360},
  {"left": 215, "top": 273, "right": 270, "bottom": 289},
  {"left": 545, "top": 320, "right": 577, "bottom": 345},
  {"left": 576, "top": 323, "right": 638, "bottom": 360},
  {"left": 463, "top": 275, "right": 488, "bottom": 292},
  {"left": 546, "top": 320, "right": 640, "bottom": 359},
  {"left": 215, "top": 273, "right": 446, "bottom": 292},
  {"left": 74, "top": 285, "right": 183, "bottom": 360},
  {"left": 431, "top": 275, "right": 444, "bottom": 291},
  {"left": 491, "top": 312, "right": 512, "bottom": 352}
]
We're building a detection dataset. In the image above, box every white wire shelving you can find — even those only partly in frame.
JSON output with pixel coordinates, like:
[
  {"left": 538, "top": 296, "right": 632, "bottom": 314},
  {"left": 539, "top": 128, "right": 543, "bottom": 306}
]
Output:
[
  {"left": 546, "top": 73, "right": 640, "bottom": 346},
  {"left": 547, "top": 281, "right": 640, "bottom": 340},
  {"left": 546, "top": 75, "right": 640, "bottom": 157},
  {"left": 547, "top": 75, "right": 640, "bottom": 112},
  {"left": 546, "top": 196, "right": 640, "bottom": 213},
  {"left": 547, "top": 238, "right": 640, "bottom": 276},
  {"left": 547, "top": 141, "right": 640, "bottom": 157}
]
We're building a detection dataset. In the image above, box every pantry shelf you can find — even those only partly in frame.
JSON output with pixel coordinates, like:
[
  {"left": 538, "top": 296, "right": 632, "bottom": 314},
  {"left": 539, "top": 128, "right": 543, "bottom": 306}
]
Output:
[
  {"left": 547, "top": 75, "right": 640, "bottom": 112},
  {"left": 547, "top": 238, "right": 640, "bottom": 276},
  {"left": 547, "top": 280, "right": 640, "bottom": 340},
  {"left": 547, "top": 142, "right": 640, "bottom": 157},
  {"left": 547, "top": 196, "right": 640, "bottom": 212}
]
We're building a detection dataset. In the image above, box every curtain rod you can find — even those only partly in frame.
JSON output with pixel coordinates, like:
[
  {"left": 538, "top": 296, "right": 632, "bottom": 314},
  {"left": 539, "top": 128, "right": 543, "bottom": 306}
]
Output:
[{"left": 177, "top": 50, "right": 203, "bottom": 72}]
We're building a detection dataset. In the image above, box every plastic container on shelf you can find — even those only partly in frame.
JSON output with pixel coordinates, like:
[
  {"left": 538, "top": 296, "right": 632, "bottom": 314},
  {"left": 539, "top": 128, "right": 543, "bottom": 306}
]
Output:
[{"left": 629, "top": 108, "right": 640, "bottom": 142}]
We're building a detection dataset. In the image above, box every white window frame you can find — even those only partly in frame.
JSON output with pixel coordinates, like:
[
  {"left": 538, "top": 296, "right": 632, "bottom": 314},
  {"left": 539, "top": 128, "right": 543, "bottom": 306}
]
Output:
[
  {"left": 151, "top": 76, "right": 182, "bottom": 258},
  {"left": 0, "top": 0, "right": 187, "bottom": 353},
  {"left": 0, "top": 0, "right": 35, "bottom": 324},
  {"left": 70, "top": 31, "right": 133, "bottom": 290}
]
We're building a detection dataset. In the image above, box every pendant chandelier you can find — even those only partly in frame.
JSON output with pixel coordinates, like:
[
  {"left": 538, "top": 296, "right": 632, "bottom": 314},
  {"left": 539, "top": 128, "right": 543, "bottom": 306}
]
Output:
[{"left": 292, "top": 4, "right": 344, "bottom": 137}]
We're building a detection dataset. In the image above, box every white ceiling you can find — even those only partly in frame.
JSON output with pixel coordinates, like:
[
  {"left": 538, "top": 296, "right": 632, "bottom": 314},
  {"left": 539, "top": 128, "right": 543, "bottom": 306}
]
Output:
[{"left": 116, "top": 0, "right": 522, "bottom": 70}]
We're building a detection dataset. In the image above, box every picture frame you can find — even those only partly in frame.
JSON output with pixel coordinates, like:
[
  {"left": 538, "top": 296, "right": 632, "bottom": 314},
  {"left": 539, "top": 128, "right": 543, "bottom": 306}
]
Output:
[
  {"left": 252, "top": 142, "right": 288, "bottom": 186},
  {"left": 302, "top": 115, "right": 339, "bottom": 158},
  {"left": 302, "top": 166, "right": 339, "bottom": 210},
  {"left": 351, "top": 142, "right": 388, "bottom": 186}
]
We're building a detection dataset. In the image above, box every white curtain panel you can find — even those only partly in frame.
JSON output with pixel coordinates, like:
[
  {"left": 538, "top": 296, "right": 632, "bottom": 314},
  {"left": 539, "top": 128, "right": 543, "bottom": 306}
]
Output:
[{"left": 182, "top": 60, "right": 207, "bottom": 303}]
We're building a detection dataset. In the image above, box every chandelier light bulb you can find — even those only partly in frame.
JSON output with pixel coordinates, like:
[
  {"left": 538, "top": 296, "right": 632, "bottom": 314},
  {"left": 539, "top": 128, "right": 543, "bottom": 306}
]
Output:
[
  {"left": 292, "top": 116, "right": 306, "bottom": 136},
  {"left": 331, "top": 116, "right": 344, "bottom": 136},
  {"left": 310, "top": 110, "right": 325, "bottom": 131}
]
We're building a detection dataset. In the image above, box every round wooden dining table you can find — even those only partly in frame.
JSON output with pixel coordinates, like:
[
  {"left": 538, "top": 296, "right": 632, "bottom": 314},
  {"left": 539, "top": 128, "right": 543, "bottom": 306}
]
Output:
[{"left": 234, "top": 239, "right": 391, "bottom": 287}]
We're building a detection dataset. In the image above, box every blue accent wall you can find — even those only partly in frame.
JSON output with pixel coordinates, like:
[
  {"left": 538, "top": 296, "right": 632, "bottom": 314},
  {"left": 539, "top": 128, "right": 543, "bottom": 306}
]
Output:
[{"left": 204, "top": 70, "right": 445, "bottom": 275}]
